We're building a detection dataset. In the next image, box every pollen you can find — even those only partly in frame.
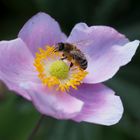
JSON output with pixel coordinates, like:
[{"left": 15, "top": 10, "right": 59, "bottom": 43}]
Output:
[{"left": 34, "top": 46, "right": 88, "bottom": 92}]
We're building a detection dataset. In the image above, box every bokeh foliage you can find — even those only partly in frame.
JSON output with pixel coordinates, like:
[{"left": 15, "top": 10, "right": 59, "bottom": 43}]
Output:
[{"left": 0, "top": 0, "right": 140, "bottom": 140}]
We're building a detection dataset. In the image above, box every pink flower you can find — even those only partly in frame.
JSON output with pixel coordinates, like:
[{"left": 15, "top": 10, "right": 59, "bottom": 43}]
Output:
[{"left": 0, "top": 12, "right": 139, "bottom": 126}]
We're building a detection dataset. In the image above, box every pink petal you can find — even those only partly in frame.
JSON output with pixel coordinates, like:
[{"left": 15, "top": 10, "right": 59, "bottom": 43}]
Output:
[
  {"left": 67, "top": 23, "right": 139, "bottom": 83},
  {"left": 18, "top": 12, "right": 67, "bottom": 55},
  {"left": 69, "top": 84, "right": 123, "bottom": 126},
  {"left": 27, "top": 84, "right": 84, "bottom": 119},
  {"left": 0, "top": 38, "right": 38, "bottom": 100}
]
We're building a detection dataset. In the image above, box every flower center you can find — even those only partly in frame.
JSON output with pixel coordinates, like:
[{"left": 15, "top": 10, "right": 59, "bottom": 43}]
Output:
[
  {"left": 34, "top": 46, "right": 88, "bottom": 92},
  {"left": 49, "top": 60, "right": 69, "bottom": 79}
]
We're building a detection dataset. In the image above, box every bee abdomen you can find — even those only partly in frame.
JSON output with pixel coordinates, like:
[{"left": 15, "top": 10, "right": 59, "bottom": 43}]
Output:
[
  {"left": 70, "top": 50, "right": 88, "bottom": 70},
  {"left": 79, "top": 59, "right": 88, "bottom": 70}
]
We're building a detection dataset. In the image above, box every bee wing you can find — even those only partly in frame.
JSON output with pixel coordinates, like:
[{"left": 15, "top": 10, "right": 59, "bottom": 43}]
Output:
[{"left": 70, "top": 50, "right": 86, "bottom": 60}]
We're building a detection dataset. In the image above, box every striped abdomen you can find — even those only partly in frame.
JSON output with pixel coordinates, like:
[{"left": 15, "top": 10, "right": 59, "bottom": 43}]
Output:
[
  {"left": 78, "top": 58, "right": 88, "bottom": 70},
  {"left": 71, "top": 50, "right": 88, "bottom": 70}
]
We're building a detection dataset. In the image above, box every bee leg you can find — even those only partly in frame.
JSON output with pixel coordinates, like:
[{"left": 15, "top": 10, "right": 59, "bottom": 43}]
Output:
[
  {"left": 69, "top": 62, "right": 73, "bottom": 69},
  {"left": 60, "top": 57, "right": 67, "bottom": 60},
  {"left": 60, "top": 56, "right": 67, "bottom": 60}
]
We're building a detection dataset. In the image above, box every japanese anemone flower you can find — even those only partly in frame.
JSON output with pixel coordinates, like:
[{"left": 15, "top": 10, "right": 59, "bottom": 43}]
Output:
[{"left": 0, "top": 12, "right": 139, "bottom": 126}]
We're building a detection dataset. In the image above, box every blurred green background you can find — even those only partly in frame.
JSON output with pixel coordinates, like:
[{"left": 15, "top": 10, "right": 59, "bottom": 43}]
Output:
[{"left": 0, "top": 0, "right": 140, "bottom": 140}]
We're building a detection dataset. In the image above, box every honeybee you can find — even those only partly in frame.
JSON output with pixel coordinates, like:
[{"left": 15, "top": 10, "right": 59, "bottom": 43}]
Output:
[{"left": 55, "top": 42, "right": 88, "bottom": 70}]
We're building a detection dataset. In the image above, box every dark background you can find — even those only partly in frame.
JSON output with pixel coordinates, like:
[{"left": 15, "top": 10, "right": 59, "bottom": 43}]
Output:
[{"left": 0, "top": 0, "right": 140, "bottom": 140}]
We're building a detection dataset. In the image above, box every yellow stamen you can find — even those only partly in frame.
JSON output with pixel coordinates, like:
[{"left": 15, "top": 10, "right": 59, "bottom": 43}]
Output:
[{"left": 34, "top": 46, "right": 88, "bottom": 92}]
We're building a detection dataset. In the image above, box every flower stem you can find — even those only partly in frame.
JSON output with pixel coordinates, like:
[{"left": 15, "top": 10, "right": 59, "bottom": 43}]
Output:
[{"left": 27, "top": 114, "right": 45, "bottom": 140}]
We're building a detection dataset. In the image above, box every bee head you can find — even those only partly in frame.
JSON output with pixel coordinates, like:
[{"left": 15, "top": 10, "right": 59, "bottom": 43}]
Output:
[{"left": 55, "top": 42, "right": 65, "bottom": 52}]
